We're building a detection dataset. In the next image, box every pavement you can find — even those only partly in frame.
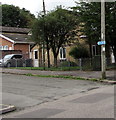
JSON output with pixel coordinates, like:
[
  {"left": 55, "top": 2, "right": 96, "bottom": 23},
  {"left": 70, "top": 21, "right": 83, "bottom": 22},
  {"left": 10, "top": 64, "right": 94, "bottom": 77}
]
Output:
[{"left": 1, "top": 68, "right": 116, "bottom": 82}]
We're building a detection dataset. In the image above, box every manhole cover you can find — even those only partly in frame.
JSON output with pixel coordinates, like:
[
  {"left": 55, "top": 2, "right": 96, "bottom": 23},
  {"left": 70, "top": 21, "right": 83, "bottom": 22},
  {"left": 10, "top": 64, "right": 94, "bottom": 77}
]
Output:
[{"left": 0, "top": 104, "right": 16, "bottom": 114}]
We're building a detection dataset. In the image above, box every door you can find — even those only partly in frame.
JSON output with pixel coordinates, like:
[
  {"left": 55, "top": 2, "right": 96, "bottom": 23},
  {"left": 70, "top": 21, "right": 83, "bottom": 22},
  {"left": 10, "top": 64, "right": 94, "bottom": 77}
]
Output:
[{"left": 33, "top": 50, "right": 39, "bottom": 67}]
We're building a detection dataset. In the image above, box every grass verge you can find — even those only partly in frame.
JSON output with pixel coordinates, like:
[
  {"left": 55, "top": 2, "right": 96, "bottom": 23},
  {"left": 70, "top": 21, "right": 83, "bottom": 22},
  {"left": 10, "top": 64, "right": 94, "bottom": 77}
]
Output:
[
  {"left": 9, "top": 66, "right": 80, "bottom": 71},
  {"left": 25, "top": 73, "right": 99, "bottom": 81}
]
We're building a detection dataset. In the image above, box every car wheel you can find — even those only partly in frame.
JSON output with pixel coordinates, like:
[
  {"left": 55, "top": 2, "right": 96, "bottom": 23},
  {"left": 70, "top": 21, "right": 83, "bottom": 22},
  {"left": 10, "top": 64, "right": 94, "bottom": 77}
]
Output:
[{"left": 7, "top": 63, "right": 11, "bottom": 68}]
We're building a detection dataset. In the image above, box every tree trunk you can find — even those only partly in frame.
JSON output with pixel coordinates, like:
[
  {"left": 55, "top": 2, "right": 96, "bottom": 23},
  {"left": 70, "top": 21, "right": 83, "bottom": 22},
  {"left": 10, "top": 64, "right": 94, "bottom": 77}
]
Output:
[
  {"left": 47, "top": 48, "right": 50, "bottom": 68},
  {"left": 54, "top": 56, "right": 58, "bottom": 67},
  {"left": 89, "top": 43, "right": 92, "bottom": 58}
]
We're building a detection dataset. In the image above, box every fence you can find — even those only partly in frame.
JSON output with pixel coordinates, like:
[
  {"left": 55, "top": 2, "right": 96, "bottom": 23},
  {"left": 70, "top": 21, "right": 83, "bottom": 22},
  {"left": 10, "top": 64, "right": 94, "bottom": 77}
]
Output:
[
  {"left": 56, "top": 56, "right": 115, "bottom": 71},
  {"left": 8, "top": 57, "right": 115, "bottom": 71},
  {"left": 4, "top": 59, "right": 33, "bottom": 67}
]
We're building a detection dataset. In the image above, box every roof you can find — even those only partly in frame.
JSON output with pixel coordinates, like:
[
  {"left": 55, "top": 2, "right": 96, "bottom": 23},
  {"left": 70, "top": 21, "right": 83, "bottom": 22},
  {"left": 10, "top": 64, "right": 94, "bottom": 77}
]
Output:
[
  {"left": 2, "top": 33, "right": 34, "bottom": 44},
  {"left": 0, "top": 34, "right": 15, "bottom": 43},
  {"left": 0, "top": 26, "right": 34, "bottom": 44},
  {"left": 1, "top": 26, "right": 31, "bottom": 34}
]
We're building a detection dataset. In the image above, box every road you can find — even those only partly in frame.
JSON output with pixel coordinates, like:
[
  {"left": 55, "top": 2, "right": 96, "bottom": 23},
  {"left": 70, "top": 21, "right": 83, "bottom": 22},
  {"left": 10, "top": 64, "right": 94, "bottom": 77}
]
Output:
[{"left": 1, "top": 73, "right": 115, "bottom": 118}]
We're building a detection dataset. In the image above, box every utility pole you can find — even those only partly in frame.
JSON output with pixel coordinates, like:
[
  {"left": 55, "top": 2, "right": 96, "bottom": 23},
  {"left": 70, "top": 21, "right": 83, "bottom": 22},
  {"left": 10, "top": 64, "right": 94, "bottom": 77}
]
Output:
[
  {"left": 42, "top": 0, "right": 46, "bottom": 69},
  {"left": 43, "top": 0, "right": 46, "bottom": 15},
  {"left": 101, "top": 0, "right": 106, "bottom": 79}
]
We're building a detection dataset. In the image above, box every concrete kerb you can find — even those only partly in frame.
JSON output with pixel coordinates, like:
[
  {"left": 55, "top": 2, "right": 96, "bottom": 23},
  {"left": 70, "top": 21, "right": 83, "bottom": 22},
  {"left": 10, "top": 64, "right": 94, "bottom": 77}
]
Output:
[
  {"left": 0, "top": 104, "right": 16, "bottom": 114},
  {"left": 2, "top": 71, "right": 116, "bottom": 85},
  {"left": 100, "top": 79, "right": 116, "bottom": 84}
]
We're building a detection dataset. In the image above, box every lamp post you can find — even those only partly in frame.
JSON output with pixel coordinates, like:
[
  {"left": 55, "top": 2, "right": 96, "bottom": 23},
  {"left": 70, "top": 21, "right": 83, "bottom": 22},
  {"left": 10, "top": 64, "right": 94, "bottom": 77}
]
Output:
[{"left": 101, "top": 0, "right": 106, "bottom": 79}]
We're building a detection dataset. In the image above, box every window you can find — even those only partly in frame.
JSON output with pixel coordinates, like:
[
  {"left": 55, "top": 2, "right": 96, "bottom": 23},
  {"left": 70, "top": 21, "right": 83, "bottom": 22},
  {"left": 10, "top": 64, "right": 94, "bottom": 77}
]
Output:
[
  {"left": 92, "top": 45, "right": 100, "bottom": 56},
  {"left": 34, "top": 51, "right": 38, "bottom": 59},
  {"left": 13, "top": 55, "right": 22, "bottom": 59},
  {"left": 59, "top": 47, "right": 66, "bottom": 60},
  {"left": 0, "top": 45, "right": 3, "bottom": 50},
  {"left": 0, "top": 45, "right": 8, "bottom": 50},
  {"left": 3, "top": 45, "right": 8, "bottom": 50}
]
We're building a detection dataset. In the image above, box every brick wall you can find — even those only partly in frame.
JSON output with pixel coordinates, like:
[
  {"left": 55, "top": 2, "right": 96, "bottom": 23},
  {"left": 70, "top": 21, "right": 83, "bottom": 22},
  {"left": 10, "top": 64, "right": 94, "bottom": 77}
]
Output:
[
  {"left": 14, "top": 43, "right": 29, "bottom": 59},
  {"left": 0, "top": 37, "right": 13, "bottom": 49}
]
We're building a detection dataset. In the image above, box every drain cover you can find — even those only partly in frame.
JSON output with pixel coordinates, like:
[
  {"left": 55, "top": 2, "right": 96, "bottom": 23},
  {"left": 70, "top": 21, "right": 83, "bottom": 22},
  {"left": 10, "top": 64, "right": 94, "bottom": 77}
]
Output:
[{"left": 0, "top": 104, "right": 16, "bottom": 114}]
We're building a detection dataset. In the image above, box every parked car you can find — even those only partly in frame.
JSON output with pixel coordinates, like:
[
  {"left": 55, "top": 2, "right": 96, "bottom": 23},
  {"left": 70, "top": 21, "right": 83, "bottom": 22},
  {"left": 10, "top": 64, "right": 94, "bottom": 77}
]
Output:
[{"left": 0, "top": 54, "right": 25, "bottom": 67}]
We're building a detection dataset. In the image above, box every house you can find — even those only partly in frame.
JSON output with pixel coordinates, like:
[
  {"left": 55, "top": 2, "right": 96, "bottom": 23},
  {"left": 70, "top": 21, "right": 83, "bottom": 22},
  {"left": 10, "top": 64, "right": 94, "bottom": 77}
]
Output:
[
  {"left": 30, "top": 29, "right": 87, "bottom": 67},
  {"left": 31, "top": 44, "right": 70, "bottom": 67},
  {"left": 0, "top": 26, "right": 34, "bottom": 59},
  {"left": 31, "top": 35, "right": 115, "bottom": 68}
]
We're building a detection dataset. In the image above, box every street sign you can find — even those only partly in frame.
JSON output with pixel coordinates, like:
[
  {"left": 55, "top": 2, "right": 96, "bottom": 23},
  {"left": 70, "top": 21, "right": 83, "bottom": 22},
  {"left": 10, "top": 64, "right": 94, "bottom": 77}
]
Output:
[{"left": 97, "top": 41, "right": 106, "bottom": 45}]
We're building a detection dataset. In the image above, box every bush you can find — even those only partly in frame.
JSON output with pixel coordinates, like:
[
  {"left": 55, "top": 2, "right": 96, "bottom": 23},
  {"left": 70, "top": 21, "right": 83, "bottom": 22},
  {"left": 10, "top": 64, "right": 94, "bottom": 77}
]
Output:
[
  {"left": 60, "top": 61, "right": 77, "bottom": 67},
  {"left": 69, "top": 46, "right": 89, "bottom": 59}
]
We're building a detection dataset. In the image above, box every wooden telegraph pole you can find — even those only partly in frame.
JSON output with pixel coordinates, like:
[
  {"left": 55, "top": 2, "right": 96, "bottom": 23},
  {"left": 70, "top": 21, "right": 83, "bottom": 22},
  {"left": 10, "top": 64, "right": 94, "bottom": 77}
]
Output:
[
  {"left": 42, "top": 0, "right": 46, "bottom": 69},
  {"left": 101, "top": 0, "right": 106, "bottom": 79}
]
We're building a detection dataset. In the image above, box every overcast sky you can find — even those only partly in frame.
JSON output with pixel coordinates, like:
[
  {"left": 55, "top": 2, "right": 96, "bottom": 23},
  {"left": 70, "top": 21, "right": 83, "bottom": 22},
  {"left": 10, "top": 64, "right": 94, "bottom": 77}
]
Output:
[{"left": 1, "top": 0, "right": 77, "bottom": 16}]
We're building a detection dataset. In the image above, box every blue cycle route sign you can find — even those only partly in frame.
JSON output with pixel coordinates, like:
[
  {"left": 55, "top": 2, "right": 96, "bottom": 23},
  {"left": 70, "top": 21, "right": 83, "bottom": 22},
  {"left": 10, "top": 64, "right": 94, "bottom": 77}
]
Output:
[{"left": 97, "top": 41, "right": 106, "bottom": 45}]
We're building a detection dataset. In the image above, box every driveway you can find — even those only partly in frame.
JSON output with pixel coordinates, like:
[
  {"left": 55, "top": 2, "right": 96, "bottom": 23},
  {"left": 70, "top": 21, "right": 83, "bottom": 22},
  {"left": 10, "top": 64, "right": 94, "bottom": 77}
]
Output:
[{"left": 2, "top": 73, "right": 110, "bottom": 114}]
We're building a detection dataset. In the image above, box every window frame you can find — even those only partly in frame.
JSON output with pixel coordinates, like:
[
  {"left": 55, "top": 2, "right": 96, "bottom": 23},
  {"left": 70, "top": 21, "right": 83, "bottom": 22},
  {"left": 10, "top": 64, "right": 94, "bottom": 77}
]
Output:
[{"left": 59, "top": 47, "right": 66, "bottom": 60}]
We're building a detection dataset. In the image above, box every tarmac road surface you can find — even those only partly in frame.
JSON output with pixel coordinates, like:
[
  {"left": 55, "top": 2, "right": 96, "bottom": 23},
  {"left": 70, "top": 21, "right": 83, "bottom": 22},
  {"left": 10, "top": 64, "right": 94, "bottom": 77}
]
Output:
[{"left": 1, "top": 73, "right": 115, "bottom": 118}]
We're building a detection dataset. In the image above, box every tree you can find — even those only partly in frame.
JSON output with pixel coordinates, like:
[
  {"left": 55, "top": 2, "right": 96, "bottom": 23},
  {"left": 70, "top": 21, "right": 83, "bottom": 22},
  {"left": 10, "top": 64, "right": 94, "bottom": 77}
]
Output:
[
  {"left": 44, "top": 8, "right": 78, "bottom": 67},
  {"left": 31, "top": 17, "right": 51, "bottom": 68},
  {"left": 72, "top": 2, "right": 101, "bottom": 58},
  {"left": 105, "top": 2, "right": 116, "bottom": 62},
  {"left": 72, "top": 2, "right": 116, "bottom": 61},
  {"left": 32, "top": 8, "right": 78, "bottom": 67},
  {"left": 2, "top": 4, "right": 36, "bottom": 28},
  {"left": 69, "top": 46, "right": 89, "bottom": 59}
]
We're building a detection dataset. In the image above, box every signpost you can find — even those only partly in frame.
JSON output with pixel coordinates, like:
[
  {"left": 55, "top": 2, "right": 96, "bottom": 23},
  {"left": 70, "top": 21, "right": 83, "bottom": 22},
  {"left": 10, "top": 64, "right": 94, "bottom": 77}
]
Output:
[{"left": 97, "top": 41, "right": 106, "bottom": 46}]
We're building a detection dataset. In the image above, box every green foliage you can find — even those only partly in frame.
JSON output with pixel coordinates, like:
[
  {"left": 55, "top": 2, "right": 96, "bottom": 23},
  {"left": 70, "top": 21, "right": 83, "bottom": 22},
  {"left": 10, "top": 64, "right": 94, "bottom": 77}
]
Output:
[
  {"left": 32, "top": 8, "right": 79, "bottom": 66},
  {"left": 25, "top": 73, "right": 99, "bottom": 81},
  {"left": 69, "top": 46, "right": 89, "bottom": 59},
  {"left": 45, "top": 8, "right": 78, "bottom": 48},
  {"left": 73, "top": 2, "right": 101, "bottom": 44},
  {"left": 72, "top": 2, "right": 116, "bottom": 61},
  {"left": 2, "top": 4, "right": 36, "bottom": 28},
  {"left": 60, "top": 61, "right": 77, "bottom": 67},
  {"left": 10, "top": 66, "right": 80, "bottom": 71},
  {"left": 31, "top": 18, "right": 44, "bottom": 44}
]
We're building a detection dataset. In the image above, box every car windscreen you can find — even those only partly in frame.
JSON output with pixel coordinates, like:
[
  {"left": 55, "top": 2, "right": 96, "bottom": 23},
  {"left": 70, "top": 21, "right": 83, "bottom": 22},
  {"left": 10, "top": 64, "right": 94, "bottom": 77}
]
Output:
[{"left": 3, "top": 54, "right": 13, "bottom": 60}]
